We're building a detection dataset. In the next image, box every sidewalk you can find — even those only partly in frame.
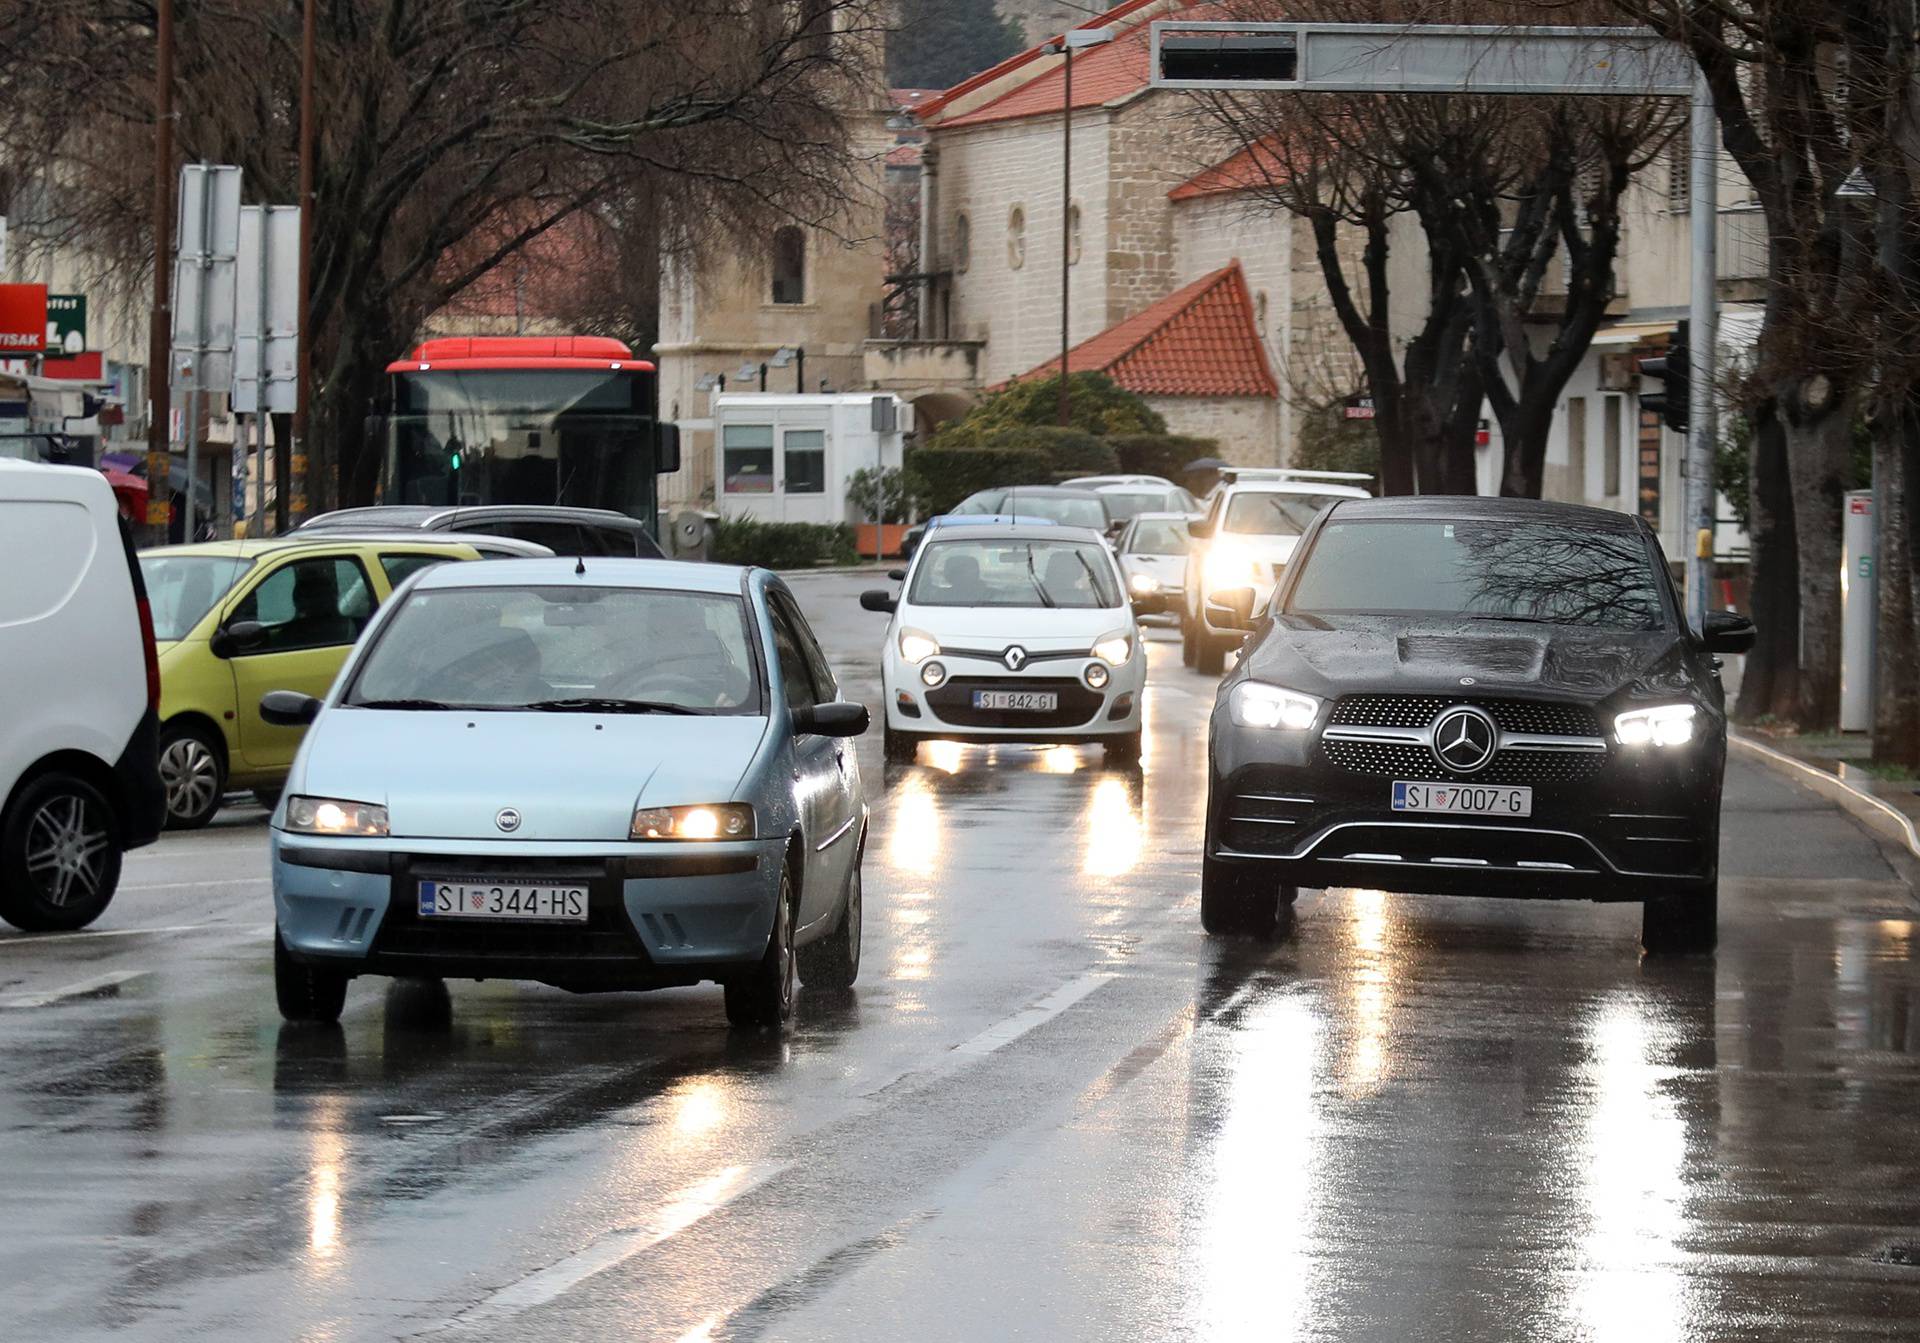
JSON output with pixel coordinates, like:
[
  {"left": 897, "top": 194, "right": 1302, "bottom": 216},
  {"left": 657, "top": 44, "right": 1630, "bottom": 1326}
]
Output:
[{"left": 1732, "top": 726, "right": 1920, "bottom": 866}]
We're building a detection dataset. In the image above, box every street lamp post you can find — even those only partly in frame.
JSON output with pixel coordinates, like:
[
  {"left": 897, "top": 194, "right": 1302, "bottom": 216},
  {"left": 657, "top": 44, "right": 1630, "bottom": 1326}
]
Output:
[
  {"left": 1044, "top": 27, "right": 1114, "bottom": 428},
  {"left": 147, "top": 0, "right": 175, "bottom": 545}
]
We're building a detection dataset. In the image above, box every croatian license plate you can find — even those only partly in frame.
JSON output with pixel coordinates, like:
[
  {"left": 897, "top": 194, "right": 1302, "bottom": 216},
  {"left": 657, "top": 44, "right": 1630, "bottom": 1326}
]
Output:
[
  {"left": 974, "top": 690, "right": 1058, "bottom": 712},
  {"left": 1391, "top": 781, "right": 1532, "bottom": 818},
  {"left": 417, "top": 880, "right": 589, "bottom": 922}
]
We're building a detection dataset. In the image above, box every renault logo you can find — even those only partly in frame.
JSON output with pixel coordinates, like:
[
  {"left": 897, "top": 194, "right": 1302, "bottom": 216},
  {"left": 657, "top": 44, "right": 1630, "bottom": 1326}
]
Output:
[
  {"left": 1430, "top": 706, "right": 1498, "bottom": 774},
  {"left": 1003, "top": 646, "right": 1029, "bottom": 672},
  {"left": 495, "top": 808, "right": 523, "bottom": 833}
]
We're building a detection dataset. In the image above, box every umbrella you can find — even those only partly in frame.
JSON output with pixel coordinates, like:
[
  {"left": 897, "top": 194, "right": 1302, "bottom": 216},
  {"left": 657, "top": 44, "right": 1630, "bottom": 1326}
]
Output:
[
  {"left": 100, "top": 468, "right": 148, "bottom": 521},
  {"left": 1182, "top": 457, "right": 1230, "bottom": 473}
]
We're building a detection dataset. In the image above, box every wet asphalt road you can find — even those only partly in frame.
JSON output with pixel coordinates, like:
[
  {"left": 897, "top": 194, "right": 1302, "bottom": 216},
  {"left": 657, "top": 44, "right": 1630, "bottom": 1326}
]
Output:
[{"left": 4, "top": 570, "right": 1920, "bottom": 1341}]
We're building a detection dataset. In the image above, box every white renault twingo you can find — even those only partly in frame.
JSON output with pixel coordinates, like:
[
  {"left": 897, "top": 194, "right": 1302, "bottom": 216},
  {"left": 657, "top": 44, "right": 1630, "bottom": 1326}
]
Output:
[{"left": 861, "top": 519, "right": 1146, "bottom": 765}]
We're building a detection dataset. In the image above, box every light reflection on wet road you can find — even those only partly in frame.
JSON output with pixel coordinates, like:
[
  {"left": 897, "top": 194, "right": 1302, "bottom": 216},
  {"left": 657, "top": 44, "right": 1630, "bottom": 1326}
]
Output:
[{"left": 0, "top": 571, "right": 1917, "bottom": 1340}]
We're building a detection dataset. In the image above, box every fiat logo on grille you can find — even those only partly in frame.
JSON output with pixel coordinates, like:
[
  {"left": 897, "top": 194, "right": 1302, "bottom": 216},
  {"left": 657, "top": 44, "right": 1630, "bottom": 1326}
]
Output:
[
  {"left": 1431, "top": 706, "right": 1498, "bottom": 774},
  {"left": 495, "top": 808, "right": 523, "bottom": 833},
  {"left": 1003, "top": 645, "right": 1029, "bottom": 671}
]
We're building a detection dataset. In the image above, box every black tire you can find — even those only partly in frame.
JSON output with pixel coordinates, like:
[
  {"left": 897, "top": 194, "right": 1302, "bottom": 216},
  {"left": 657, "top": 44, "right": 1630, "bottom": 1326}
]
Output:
[
  {"left": 1196, "top": 631, "right": 1228, "bottom": 676},
  {"left": 252, "top": 787, "right": 284, "bottom": 812},
  {"left": 1642, "top": 881, "right": 1718, "bottom": 955},
  {"left": 1200, "top": 854, "right": 1284, "bottom": 937},
  {"left": 275, "top": 928, "right": 350, "bottom": 1024},
  {"left": 1104, "top": 731, "right": 1143, "bottom": 765},
  {"left": 884, "top": 722, "right": 919, "bottom": 765},
  {"left": 0, "top": 771, "right": 122, "bottom": 932},
  {"left": 1181, "top": 612, "right": 1199, "bottom": 667},
  {"left": 159, "top": 721, "right": 225, "bottom": 830},
  {"left": 726, "top": 863, "right": 797, "bottom": 1028},
  {"left": 798, "top": 860, "right": 862, "bottom": 990}
]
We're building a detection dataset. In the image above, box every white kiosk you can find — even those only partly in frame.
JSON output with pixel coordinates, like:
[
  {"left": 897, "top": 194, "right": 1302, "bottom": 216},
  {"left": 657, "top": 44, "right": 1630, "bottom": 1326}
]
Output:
[{"left": 714, "top": 392, "right": 912, "bottom": 526}]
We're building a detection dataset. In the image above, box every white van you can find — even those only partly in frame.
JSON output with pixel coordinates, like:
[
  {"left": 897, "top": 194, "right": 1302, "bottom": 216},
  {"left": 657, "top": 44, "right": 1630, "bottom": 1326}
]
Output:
[{"left": 0, "top": 460, "right": 165, "bottom": 930}]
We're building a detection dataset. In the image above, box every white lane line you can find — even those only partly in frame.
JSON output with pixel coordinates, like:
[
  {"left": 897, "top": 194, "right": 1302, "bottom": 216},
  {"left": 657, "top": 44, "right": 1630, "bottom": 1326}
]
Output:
[
  {"left": 0, "top": 921, "right": 227, "bottom": 949},
  {"left": 0, "top": 969, "right": 146, "bottom": 1009},
  {"left": 428, "top": 1161, "right": 789, "bottom": 1334},
  {"left": 951, "top": 971, "right": 1117, "bottom": 1057},
  {"left": 122, "top": 877, "right": 265, "bottom": 893}
]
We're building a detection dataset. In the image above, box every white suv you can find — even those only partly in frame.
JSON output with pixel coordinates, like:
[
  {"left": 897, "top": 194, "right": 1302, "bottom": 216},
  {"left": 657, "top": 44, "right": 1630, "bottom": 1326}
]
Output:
[
  {"left": 0, "top": 461, "right": 166, "bottom": 930},
  {"left": 1182, "top": 475, "right": 1369, "bottom": 674}
]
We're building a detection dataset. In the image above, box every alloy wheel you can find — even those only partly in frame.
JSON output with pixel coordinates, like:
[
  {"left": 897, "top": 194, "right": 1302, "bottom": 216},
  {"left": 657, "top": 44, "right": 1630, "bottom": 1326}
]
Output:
[
  {"left": 24, "top": 792, "right": 110, "bottom": 907},
  {"left": 160, "top": 736, "right": 220, "bottom": 822}
]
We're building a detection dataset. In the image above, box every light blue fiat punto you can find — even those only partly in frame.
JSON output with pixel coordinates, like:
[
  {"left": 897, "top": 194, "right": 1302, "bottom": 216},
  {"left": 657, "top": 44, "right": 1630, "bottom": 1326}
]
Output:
[{"left": 262, "top": 558, "right": 868, "bottom": 1030}]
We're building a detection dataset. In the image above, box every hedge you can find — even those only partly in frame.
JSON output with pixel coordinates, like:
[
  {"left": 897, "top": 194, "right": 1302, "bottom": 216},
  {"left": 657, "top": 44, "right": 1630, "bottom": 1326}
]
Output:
[
  {"left": 931, "top": 371, "right": 1167, "bottom": 444},
  {"left": 1106, "top": 433, "right": 1221, "bottom": 481},
  {"left": 904, "top": 446, "right": 1052, "bottom": 514},
  {"left": 977, "top": 425, "right": 1118, "bottom": 478},
  {"left": 710, "top": 518, "right": 858, "bottom": 569}
]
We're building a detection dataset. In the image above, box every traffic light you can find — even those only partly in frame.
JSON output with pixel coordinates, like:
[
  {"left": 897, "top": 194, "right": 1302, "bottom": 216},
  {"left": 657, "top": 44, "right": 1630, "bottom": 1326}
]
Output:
[{"left": 1638, "top": 320, "right": 1691, "bottom": 433}]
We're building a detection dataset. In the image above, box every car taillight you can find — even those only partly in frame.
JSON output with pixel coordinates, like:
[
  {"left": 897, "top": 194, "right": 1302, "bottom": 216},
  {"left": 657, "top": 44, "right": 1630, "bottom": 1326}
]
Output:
[{"left": 136, "top": 596, "right": 161, "bottom": 711}]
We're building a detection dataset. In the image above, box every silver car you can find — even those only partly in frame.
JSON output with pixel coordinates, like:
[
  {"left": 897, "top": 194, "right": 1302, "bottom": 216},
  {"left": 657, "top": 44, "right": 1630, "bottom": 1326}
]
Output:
[
  {"left": 1115, "top": 511, "right": 1197, "bottom": 618},
  {"left": 264, "top": 559, "right": 868, "bottom": 1030}
]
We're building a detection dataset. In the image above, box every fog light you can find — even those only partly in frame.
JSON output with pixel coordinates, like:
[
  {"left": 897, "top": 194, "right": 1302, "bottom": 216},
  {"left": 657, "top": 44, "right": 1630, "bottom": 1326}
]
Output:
[
  {"left": 921, "top": 660, "right": 948, "bottom": 688},
  {"left": 1085, "top": 662, "right": 1111, "bottom": 690}
]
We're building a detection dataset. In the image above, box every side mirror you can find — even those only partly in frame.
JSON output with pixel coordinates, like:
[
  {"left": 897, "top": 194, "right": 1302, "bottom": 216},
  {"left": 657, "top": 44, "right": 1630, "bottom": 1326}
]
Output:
[
  {"left": 1188, "top": 517, "right": 1215, "bottom": 540},
  {"left": 860, "top": 590, "right": 897, "bottom": 614},
  {"left": 1702, "top": 610, "right": 1756, "bottom": 655},
  {"left": 887, "top": 568, "right": 907, "bottom": 581},
  {"left": 259, "top": 690, "right": 322, "bottom": 726},
  {"left": 210, "top": 620, "right": 266, "bottom": 659},
  {"left": 655, "top": 422, "right": 682, "bottom": 476},
  {"left": 1205, "top": 587, "right": 1257, "bottom": 632},
  {"left": 793, "top": 701, "right": 869, "bottom": 738}
]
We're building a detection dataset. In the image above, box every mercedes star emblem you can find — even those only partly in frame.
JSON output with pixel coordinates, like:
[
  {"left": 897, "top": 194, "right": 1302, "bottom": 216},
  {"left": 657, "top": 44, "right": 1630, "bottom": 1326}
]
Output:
[
  {"left": 495, "top": 808, "right": 523, "bottom": 833},
  {"left": 1003, "top": 646, "right": 1029, "bottom": 672},
  {"left": 1430, "top": 706, "right": 1498, "bottom": 775}
]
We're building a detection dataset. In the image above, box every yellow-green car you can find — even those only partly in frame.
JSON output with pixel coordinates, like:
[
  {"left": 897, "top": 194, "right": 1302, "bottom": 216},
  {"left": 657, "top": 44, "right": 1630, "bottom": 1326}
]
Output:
[{"left": 138, "top": 536, "right": 514, "bottom": 828}]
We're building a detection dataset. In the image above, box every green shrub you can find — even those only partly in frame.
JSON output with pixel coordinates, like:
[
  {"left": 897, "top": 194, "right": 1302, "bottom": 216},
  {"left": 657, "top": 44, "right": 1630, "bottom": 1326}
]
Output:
[
  {"left": 710, "top": 518, "right": 858, "bottom": 569},
  {"left": 1294, "top": 405, "right": 1381, "bottom": 477},
  {"left": 847, "top": 466, "right": 914, "bottom": 523},
  {"left": 977, "top": 425, "right": 1118, "bottom": 477},
  {"left": 1107, "top": 433, "right": 1220, "bottom": 481},
  {"left": 904, "top": 445, "right": 1053, "bottom": 514},
  {"left": 932, "top": 371, "right": 1167, "bottom": 445}
]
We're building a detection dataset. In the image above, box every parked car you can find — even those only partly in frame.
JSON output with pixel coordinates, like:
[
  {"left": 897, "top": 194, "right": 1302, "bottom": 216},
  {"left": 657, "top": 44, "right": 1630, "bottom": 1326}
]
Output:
[
  {"left": 863, "top": 521, "right": 1145, "bottom": 765},
  {"left": 1114, "top": 511, "right": 1199, "bottom": 618},
  {"left": 0, "top": 461, "right": 165, "bottom": 930},
  {"left": 1070, "top": 477, "right": 1202, "bottom": 523},
  {"left": 899, "top": 486, "right": 1113, "bottom": 559},
  {"left": 140, "top": 535, "right": 547, "bottom": 829},
  {"left": 1183, "top": 474, "right": 1370, "bottom": 673},
  {"left": 295, "top": 504, "right": 666, "bottom": 558},
  {"left": 265, "top": 558, "right": 869, "bottom": 1028},
  {"left": 1200, "top": 495, "right": 1754, "bottom": 953}
]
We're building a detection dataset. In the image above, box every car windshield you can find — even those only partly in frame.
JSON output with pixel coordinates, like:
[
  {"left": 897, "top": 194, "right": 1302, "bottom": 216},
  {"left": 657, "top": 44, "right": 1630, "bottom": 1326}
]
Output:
[
  {"left": 1002, "top": 494, "right": 1107, "bottom": 529},
  {"left": 950, "top": 491, "right": 1006, "bottom": 515},
  {"left": 140, "top": 553, "right": 255, "bottom": 640},
  {"left": 909, "top": 539, "right": 1122, "bottom": 609},
  {"left": 348, "top": 585, "right": 762, "bottom": 712},
  {"left": 1288, "top": 519, "right": 1668, "bottom": 630},
  {"left": 1101, "top": 491, "right": 1169, "bottom": 522},
  {"left": 1128, "top": 520, "right": 1191, "bottom": 556},
  {"left": 1222, "top": 492, "right": 1340, "bottom": 536}
]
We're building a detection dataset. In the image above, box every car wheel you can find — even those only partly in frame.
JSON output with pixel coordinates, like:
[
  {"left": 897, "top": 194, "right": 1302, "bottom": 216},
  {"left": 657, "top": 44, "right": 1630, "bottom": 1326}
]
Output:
[
  {"left": 798, "top": 860, "right": 861, "bottom": 990},
  {"left": 1181, "top": 613, "right": 1198, "bottom": 667},
  {"left": 1200, "top": 854, "right": 1283, "bottom": 937},
  {"left": 159, "top": 722, "right": 225, "bottom": 829},
  {"left": 0, "top": 772, "right": 122, "bottom": 932},
  {"left": 1196, "top": 632, "right": 1228, "bottom": 676},
  {"left": 275, "top": 927, "right": 350, "bottom": 1024},
  {"left": 726, "top": 863, "right": 796, "bottom": 1028},
  {"left": 1104, "top": 731, "right": 1143, "bottom": 765},
  {"left": 883, "top": 723, "right": 919, "bottom": 765},
  {"left": 1641, "top": 881, "right": 1718, "bottom": 955}
]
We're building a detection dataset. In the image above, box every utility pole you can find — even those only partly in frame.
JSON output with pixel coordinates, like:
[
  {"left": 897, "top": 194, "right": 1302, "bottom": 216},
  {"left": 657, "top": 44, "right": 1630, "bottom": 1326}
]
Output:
[
  {"left": 147, "top": 0, "right": 175, "bottom": 544},
  {"left": 288, "top": 0, "right": 316, "bottom": 530}
]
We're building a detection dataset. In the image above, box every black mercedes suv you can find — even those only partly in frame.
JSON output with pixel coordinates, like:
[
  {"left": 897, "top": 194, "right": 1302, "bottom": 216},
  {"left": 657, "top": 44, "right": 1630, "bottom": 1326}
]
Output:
[{"left": 1201, "top": 497, "right": 1755, "bottom": 953}]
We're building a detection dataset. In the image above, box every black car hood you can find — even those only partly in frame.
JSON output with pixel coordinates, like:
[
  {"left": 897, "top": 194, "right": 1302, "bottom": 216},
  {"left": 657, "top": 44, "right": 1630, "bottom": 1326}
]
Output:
[{"left": 1244, "top": 613, "right": 1695, "bottom": 703}]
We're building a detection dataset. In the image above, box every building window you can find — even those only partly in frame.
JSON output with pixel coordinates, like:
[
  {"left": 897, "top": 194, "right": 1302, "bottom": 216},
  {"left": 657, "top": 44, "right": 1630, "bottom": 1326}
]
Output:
[
  {"left": 1068, "top": 202, "right": 1082, "bottom": 265},
  {"left": 772, "top": 226, "right": 806, "bottom": 305},
  {"left": 723, "top": 424, "right": 775, "bottom": 493},
  {"left": 954, "top": 213, "right": 971, "bottom": 273},
  {"left": 1566, "top": 396, "right": 1587, "bottom": 499},
  {"left": 783, "top": 429, "right": 826, "bottom": 494},
  {"left": 1668, "top": 149, "right": 1690, "bottom": 214},
  {"left": 1007, "top": 205, "right": 1026, "bottom": 270}
]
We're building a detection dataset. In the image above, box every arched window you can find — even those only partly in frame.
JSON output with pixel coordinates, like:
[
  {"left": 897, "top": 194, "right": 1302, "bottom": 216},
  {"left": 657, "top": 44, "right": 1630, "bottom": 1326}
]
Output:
[
  {"left": 954, "top": 213, "right": 971, "bottom": 273},
  {"left": 772, "top": 226, "right": 806, "bottom": 304},
  {"left": 1068, "top": 203, "right": 1083, "bottom": 265},
  {"left": 1007, "top": 205, "right": 1026, "bottom": 270}
]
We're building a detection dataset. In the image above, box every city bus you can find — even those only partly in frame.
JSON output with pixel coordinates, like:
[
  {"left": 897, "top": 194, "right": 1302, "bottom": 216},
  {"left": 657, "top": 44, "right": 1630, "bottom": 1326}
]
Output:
[{"left": 370, "top": 336, "right": 680, "bottom": 532}]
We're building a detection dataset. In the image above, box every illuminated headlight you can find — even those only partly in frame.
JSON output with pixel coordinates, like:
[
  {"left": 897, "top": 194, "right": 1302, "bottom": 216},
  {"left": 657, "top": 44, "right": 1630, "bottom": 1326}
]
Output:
[
  {"left": 921, "top": 660, "right": 948, "bottom": 688},
  {"left": 898, "top": 628, "right": 940, "bottom": 663},
  {"left": 1203, "top": 545, "right": 1258, "bottom": 590},
  {"left": 1084, "top": 662, "right": 1111, "bottom": 690},
  {"left": 1093, "top": 631, "right": 1133, "bottom": 666},
  {"left": 631, "top": 803, "right": 756, "bottom": 841},
  {"left": 1614, "top": 704, "right": 1696, "bottom": 748},
  {"left": 1128, "top": 572, "right": 1160, "bottom": 595},
  {"left": 284, "top": 795, "right": 389, "bottom": 837},
  {"left": 1229, "top": 682, "right": 1321, "bottom": 731}
]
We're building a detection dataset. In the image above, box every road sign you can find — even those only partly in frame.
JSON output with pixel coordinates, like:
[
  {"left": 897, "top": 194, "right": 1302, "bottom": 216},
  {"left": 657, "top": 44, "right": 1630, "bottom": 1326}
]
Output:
[
  {"left": 1343, "top": 395, "right": 1375, "bottom": 420},
  {"left": 171, "top": 164, "right": 242, "bottom": 392},
  {"left": 46, "top": 294, "right": 85, "bottom": 355},
  {"left": 0, "top": 284, "right": 47, "bottom": 353},
  {"left": 233, "top": 205, "right": 300, "bottom": 414}
]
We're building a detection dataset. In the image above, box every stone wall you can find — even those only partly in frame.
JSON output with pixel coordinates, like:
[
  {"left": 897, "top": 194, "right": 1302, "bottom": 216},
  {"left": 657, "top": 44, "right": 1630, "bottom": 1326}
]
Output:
[{"left": 1147, "top": 395, "right": 1280, "bottom": 465}]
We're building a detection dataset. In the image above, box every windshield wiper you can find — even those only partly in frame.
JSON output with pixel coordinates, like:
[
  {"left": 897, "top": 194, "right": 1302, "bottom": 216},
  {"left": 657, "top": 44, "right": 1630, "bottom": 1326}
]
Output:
[
  {"left": 522, "top": 697, "right": 702, "bottom": 715},
  {"left": 1022, "top": 548, "right": 1058, "bottom": 608},
  {"left": 353, "top": 697, "right": 454, "bottom": 711},
  {"left": 1463, "top": 613, "right": 1559, "bottom": 626}
]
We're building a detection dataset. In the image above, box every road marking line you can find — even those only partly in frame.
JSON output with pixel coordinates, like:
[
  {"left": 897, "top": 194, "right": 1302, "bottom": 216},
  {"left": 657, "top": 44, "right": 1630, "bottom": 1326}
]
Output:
[
  {"left": 0, "top": 969, "right": 146, "bottom": 1009},
  {"left": 0, "top": 921, "right": 227, "bottom": 949},
  {"left": 122, "top": 877, "right": 265, "bottom": 893},
  {"left": 428, "top": 1160, "right": 789, "bottom": 1333},
  {"left": 951, "top": 971, "right": 1117, "bottom": 1057}
]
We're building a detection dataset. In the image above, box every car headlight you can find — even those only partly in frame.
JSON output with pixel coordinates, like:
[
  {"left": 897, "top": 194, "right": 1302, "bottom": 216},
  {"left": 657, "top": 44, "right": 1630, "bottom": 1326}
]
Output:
[
  {"left": 898, "top": 628, "right": 940, "bottom": 663},
  {"left": 1614, "top": 703, "right": 1696, "bottom": 748},
  {"left": 1128, "top": 572, "right": 1160, "bottom": 595},
  {"left": 1203, "top": 544, "right": 1258, "bottom": 591},
  {"left": 1229, "top": 682, "right": 1321, "bottom": 730},
  {"left": 631, "top": 803, "right": 756, "bottom": 841},
  {"left": 1093, "top": 631, "right": 1133, "bottom": 666},
  {"left": 284, "top": 795, "right": 389, "bottom": 837}
]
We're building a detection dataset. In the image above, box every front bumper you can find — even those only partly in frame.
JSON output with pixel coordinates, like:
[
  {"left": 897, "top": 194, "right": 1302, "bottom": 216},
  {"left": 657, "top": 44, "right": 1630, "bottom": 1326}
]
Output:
[
  {"left": 1207, "top": 721, "right": 1723, "bottom": 902},
  {"left": 272, "top": 834, "right": 784, "bottom": 989},
  {"left": 883, "top": 652, "right": 1145, "bottom": 740}
]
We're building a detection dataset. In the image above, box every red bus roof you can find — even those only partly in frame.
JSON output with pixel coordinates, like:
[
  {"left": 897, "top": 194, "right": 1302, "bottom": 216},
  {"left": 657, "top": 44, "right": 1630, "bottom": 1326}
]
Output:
[{"left": 388, "top": 336, "right": 655, "bottom": 374}]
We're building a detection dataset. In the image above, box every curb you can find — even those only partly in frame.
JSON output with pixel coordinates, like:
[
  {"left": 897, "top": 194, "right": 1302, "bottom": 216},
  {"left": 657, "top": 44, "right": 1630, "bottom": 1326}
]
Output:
[{"left": 1729, "top": 731, "right": 1920, "bottom": 862}]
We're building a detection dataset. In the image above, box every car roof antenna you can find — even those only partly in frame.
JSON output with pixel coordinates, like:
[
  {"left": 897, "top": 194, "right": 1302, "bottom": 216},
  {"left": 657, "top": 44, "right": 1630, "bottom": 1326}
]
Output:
[{"left": 575, "top": 555, "right": 587, "bottom": 576}]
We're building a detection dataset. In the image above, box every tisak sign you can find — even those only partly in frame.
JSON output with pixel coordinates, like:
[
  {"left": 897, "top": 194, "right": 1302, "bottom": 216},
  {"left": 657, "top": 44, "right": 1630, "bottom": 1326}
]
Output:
[{"left": 0, "top": 284, "right": 48, "bottom": 353}]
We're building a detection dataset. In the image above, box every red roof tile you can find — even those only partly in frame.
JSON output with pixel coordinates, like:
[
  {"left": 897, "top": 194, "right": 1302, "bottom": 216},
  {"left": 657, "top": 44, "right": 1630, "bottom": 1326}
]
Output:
[
  {"left": 1010, "top": 262, "right": 1278, "bottom": 399},
  {"left": 1170, "top": 137, "right": 1289, "bottom": 201},
  {"left": 919, "top": 0, "right": 1174, "bottom": 127}
]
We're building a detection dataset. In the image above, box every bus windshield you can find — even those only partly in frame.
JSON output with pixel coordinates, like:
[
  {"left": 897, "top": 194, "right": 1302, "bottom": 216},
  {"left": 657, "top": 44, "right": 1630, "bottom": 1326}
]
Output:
[{"left": 381, "top": 368, "right": 658, "bottom": 521}]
